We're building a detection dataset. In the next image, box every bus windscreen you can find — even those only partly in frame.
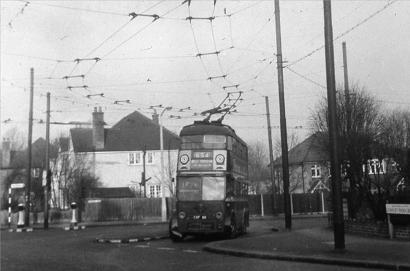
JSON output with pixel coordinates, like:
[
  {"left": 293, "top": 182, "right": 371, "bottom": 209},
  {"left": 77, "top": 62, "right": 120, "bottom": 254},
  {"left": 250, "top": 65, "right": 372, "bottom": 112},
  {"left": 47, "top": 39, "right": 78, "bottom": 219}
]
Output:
[{"left": 177, "top": 176, "right": 225, "bottom": 201}]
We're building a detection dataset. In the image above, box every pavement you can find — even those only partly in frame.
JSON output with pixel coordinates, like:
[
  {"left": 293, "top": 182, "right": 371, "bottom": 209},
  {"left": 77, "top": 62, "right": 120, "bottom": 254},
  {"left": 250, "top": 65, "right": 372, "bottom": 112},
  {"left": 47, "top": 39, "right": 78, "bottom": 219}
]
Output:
[{"left": 204, "top": 227, "right": 410, "bottom": 271}]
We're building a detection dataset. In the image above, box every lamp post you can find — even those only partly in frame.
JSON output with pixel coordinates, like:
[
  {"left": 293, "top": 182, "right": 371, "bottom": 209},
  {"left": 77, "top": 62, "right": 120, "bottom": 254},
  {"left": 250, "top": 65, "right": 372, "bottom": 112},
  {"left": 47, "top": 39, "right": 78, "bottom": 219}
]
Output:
[{"left": 159, "top": 106, "right": 172, "bottom": 222}]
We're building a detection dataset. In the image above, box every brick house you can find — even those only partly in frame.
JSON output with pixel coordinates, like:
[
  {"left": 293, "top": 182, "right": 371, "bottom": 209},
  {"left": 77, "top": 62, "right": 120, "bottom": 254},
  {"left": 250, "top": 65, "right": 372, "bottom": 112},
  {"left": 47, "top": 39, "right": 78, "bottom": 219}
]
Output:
[{"left": 54, "top": 108, "right": 180, "bottom": 206}]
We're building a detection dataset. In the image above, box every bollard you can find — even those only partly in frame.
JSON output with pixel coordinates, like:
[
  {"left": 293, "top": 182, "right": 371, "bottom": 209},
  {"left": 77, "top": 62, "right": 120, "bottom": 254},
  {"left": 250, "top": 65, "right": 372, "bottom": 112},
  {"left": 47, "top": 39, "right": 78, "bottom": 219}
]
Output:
[
  {"left": 70, "top": 202, "right": 78, "bottom": 227},
  {"left": 17, "top": 204, "right": 25, "bottom": 228}
]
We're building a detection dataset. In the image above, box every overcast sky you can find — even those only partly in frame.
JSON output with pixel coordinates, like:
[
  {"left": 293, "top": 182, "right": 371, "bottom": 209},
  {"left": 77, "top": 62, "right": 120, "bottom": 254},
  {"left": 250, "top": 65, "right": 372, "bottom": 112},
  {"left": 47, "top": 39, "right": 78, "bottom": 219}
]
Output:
[{"left": 1, "top": 0, "right": 409, "bottom": 147}]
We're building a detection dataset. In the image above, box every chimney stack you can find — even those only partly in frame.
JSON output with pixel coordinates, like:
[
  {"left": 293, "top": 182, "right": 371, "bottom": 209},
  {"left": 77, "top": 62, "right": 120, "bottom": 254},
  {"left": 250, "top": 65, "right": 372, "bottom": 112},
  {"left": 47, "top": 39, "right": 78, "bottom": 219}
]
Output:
[{"left": 92, "top": 107, "right": 105, "bottom": 150}]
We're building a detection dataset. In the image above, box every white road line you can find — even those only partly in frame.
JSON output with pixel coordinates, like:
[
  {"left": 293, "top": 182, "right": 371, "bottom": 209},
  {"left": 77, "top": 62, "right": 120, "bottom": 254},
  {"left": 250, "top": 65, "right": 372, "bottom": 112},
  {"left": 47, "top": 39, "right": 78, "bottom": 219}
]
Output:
[
  {"left": 157, "top": 247, "right": 175, "bottom": 251},
  {"left": 135, "top": 245, "right": 150, "bottom": 248},
  {"left": 182, "top": 249, "right": 200, "bottom": 253}
]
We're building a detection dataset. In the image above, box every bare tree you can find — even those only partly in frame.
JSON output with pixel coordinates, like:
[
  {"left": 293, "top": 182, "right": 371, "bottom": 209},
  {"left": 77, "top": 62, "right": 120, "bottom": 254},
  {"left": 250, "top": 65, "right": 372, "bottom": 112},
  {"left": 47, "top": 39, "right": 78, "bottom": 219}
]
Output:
[
  {"left": 311, "top": 84, "right": 383, "bottom": 219},
  {"left": 50, "top": 137, "right": 100, "bottom": 214},
  {"left": 248, "top": 140, "right": 270, "bottom": 193}
]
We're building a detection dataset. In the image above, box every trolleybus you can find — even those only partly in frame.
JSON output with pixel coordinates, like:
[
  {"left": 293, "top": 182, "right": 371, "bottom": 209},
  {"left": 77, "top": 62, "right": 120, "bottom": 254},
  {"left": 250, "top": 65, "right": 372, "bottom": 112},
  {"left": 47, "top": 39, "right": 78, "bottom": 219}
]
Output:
[{"left": 169, "top": 120, "right": 249, "bottom": 241}]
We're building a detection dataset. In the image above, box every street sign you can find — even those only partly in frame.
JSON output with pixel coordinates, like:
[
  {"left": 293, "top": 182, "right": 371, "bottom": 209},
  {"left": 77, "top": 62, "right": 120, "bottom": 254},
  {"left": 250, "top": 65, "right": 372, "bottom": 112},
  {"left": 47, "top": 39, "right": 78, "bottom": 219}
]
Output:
[
  {"left": 87, "top": 199, "right": 101, "bottom": 203},
  {"left": 386, "top": 204, "right": 410, "bottom": 215},
  {"left": 11, "top": 183, "right": 25, "bottom": 189}
]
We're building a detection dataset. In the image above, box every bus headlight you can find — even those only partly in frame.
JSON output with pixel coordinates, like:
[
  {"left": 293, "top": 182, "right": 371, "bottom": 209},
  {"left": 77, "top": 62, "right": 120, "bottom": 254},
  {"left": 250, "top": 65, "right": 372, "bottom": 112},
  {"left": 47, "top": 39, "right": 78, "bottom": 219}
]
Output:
[
  {"left": 215, "top": 212, "right": 223, "bottom": 220},
  {"left": 215, "top": 154, "right": 225, "bottom": 164},
  {"left": 180, "top": 154, "right": 189, "bottom": 165},
  {"left": 178, "top": 211, "right": 186, "bottom": 220}
]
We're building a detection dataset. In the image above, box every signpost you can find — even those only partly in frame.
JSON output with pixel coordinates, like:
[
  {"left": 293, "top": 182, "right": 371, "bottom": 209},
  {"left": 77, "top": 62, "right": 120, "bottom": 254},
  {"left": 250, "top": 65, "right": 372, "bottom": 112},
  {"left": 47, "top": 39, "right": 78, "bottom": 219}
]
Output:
[{"left": 385, "top": 203, "right": 410, "bottom": 239}]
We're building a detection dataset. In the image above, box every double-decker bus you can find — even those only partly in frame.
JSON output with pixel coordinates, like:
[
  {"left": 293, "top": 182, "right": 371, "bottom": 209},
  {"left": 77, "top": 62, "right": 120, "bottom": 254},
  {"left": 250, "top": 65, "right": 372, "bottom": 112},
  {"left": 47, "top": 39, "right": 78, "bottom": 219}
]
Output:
[{"left": 169, "top": 120, "right": 249, "bottom": 241}]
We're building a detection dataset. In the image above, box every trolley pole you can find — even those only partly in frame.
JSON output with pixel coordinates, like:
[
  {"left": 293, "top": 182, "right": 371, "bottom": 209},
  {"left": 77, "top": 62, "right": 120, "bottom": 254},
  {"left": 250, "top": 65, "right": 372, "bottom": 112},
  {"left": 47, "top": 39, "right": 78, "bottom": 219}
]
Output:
[
  {"left": 265, "top": 96, "right": 277, "bottom": 214},
  {"left": 44, "top": 92, "right": 50, "bottom": 229},
  {"left": 274, "top": 0, "right": 291, "bottom": 230},
  {"left": 323, "top": 0, "right": 345, "bottom": 250},
  {"left": 25, "top": 68, "right": 34, "bottom": 227}
]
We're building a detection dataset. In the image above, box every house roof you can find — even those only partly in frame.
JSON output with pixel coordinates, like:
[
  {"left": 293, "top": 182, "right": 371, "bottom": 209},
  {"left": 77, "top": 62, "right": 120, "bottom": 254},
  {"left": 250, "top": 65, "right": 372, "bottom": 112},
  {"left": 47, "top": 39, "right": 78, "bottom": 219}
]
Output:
[
  {"left": 273, "top": 133, "right": 329, "bottom": 166},
  {"left": 88, "top": 187, "right": 135, "bottom": 198},
  {"left": 71, "top": 111, "right": 181, "bottom": 153}
]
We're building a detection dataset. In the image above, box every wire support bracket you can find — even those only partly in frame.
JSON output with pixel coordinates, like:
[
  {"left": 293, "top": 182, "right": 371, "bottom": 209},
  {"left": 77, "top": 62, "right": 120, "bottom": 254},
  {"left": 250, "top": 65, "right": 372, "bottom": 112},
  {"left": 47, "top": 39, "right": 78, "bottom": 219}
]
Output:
[
  {"left": 114, "top": 100, "right": 130, "bottom": 104},
  {"left": 67, "top": 85, "right": 88, "bottom": 91},
  {"left": 186, "top": 16, "right": 215, "bottom": 21},
  {"left": 207, "top": 74, "right": 227, "bottom": 80},
  {"left": 74, "top": 57, "right": 101, "bottom": 63},
  {"left": 62, "top": 75, "right": 85, "bottom": 80},
  {"left": 222, "top": 84, "right": 239, "bottom": 90},
  {"left": 86, "top": 93, "right": 104, "bottom": 98},
  {"left": 129, "top": 12, "right": 160, "bottom": 22},
  {"left": 196, "top": 51, "right": 220, "bottom": 57}
]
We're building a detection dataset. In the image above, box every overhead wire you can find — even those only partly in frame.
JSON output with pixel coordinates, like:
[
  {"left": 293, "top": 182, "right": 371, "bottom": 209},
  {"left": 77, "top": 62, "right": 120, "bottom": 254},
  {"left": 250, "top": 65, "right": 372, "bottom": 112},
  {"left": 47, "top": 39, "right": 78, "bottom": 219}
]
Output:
[{"left": 286, "top": 0, "right": 398, "bottom": 68}]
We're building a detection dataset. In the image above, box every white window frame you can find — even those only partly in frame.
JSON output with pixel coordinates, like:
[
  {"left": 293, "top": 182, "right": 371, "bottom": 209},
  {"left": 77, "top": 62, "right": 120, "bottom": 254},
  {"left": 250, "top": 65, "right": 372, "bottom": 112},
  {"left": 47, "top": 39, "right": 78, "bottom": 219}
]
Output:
[
  {"left": 367, "top": 159, "right": 385, "bottom": 175},
  {"left": 128, "top": 152, "right": 142, "bottom": 165},
  {"left": 146, "top": 152, "right": 154, "bottom": 164},
  {"left": 155, "top": 185, "right": 161, "bottom": 197},
  {"left": 149, "top": 185, "right": 155, "bottom": 198},
  {"left": 149, "top": 185, "right": 162, "bottom": 198},
  {"left": 311, "top": 164, "right": 321, "bottom": 178}
]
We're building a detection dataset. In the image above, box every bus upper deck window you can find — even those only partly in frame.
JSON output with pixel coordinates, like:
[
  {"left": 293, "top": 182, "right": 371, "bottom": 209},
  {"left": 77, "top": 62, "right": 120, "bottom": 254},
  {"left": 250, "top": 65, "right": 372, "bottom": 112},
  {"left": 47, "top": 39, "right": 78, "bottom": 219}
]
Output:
[{"left": 204, "top": 135, "right": 226, "bottom": 143}]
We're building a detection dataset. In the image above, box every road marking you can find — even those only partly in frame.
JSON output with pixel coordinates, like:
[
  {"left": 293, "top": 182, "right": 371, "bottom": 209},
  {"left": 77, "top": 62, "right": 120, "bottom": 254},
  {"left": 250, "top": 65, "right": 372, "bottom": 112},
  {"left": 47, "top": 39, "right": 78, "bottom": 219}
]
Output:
[
  {"left": 157, "top": 247, "right": 175, "bottom": 251},
  {"left": 182, "top": 249, "right": 200, "bottom": 253},
  {"left": 135, "top": 245, "right": 150, "bottom": 248}
]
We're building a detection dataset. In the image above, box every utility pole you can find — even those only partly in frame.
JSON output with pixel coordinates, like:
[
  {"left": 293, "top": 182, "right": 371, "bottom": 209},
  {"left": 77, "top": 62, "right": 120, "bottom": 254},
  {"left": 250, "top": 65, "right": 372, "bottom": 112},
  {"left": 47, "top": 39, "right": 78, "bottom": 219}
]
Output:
[
  {"left": 342, "top": 42, "right": 350, "bottom": 133},
  {"left": 44, "top": 92, "right": 50, "bottom": 229},
  {"left": 265, "top": 96, "right": 277, "bottom": 214},
  {"left": 323, "top": 0, "right": 345, "bottom": 250},
  {"left": 159, "top": 107, "right": 172, "bottom": 222},
  {"left": 142, "top": 146, "right": 147, "bottom": 198},
  {"left": 274, "top": 0, "right": 291, "bottom": 230},
  {"left": 25, "top": 68, "right": 34, "bottom": 227}
]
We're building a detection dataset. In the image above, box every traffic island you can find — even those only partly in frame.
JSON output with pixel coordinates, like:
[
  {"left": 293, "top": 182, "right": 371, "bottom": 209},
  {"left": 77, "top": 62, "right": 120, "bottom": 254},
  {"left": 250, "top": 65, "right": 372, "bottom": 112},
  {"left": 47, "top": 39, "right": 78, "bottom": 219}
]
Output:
[{"left": 95, "top": 235, "right": 168, "bottom": 244}]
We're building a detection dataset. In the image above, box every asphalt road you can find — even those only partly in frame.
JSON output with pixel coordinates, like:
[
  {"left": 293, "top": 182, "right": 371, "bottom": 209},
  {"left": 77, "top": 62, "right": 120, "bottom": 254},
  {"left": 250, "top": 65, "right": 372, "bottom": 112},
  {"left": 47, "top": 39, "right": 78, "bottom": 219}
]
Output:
[{"left": 1, "top": 217, "right": 382, "bottom": 271}]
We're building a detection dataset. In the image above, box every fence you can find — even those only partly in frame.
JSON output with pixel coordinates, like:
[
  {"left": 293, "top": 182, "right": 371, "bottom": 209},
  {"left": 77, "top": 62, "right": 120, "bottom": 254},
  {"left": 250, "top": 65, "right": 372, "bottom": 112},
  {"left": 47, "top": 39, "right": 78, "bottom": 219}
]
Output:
[
  {"left": 247, "top": 192, "right": 330, "bottom": 216},
  {"left": 83, "top": 197, "right": 176, "bottom": 222},
  {"left": 80, "top": 193, "right": 329, "bottom": 222}
]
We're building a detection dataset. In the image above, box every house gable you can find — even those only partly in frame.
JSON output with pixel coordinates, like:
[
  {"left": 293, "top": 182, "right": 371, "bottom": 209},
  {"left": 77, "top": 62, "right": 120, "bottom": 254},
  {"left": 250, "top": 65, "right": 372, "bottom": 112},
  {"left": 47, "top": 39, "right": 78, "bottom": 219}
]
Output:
[{"left": 273, "top": 133, "right": 329, "bottom": 166}]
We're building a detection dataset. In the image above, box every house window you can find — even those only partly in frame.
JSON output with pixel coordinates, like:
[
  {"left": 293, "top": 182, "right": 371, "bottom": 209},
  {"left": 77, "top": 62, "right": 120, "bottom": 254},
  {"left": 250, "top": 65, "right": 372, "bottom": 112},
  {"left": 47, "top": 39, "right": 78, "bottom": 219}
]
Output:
[
  {"left": 367, "top": 159, "right": 385, "bottom": 175},
  {"left": 311, "top": 164, "right": 321, "bottom": 178},
  {"left": 129, "top": 152, "right": 142, "bottom": 165},
  {"left": 149, "top": 185, "right": 161, "bottom": 198},
  {"left": 146, "top": 152, "right": 154, "bottom": 164}
]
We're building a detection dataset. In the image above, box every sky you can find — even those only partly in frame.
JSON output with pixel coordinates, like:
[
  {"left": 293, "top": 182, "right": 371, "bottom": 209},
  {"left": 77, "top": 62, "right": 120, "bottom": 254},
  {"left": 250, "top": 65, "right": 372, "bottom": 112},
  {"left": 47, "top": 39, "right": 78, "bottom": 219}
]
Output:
[{"left": 1, "top": 0, "right": 409, "bottom": 149}]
